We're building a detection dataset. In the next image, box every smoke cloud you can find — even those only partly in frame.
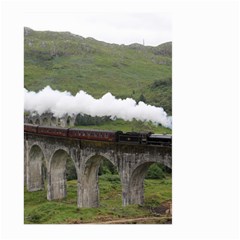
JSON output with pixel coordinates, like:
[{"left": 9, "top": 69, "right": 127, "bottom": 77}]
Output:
[{"left": 24, "top": 86, "right": 172, "bottom": 129}]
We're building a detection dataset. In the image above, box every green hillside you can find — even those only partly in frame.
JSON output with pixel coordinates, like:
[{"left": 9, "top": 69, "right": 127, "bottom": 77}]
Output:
[{"left": 24, "top": 27, "right": 172, "bottom": 115}]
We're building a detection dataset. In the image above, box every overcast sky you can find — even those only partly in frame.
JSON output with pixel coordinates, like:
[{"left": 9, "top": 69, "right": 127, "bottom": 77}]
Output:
[{"left": 25, "top": 12, "right": 171, "bottom": 46}]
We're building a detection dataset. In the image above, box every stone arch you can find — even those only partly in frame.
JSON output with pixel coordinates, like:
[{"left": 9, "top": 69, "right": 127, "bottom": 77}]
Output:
[
  {"left": 42, "top": 117, "right": 49, "bottom": 126},
  {"left": 51, "top": 116, "right": 57, "bottom": 126},
  {"left": 78, "top": 154, "right": 118, "bottom": 208},
  {"left": 57, "top": 118, "right": 61, "bottom": 126},
  {"left": 48, "top": 149, "right": 76, "bottom": 200},
  {"left": 27, "top": 144, "right": 46, "bottom": 192},
  {"left": 35, "top": 118, "right": 40, "bottom": 125},
  {"left": 128, "top": 161, "right": 156, "bottom": 205},
  {"left": 66, "top": 116, "right": 71, "bottom": 126}
]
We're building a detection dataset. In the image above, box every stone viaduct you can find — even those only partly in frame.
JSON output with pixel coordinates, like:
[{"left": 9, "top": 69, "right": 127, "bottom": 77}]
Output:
[
  {"left": 24, "top": 112, "right": 76, "bottom": 127},
  {"left": 24, "top": 132, "right": 172, "bottom": 208}
]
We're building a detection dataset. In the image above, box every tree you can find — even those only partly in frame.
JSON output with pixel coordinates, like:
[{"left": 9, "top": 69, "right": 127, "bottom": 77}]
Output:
[{"left": 138, "top": 93, "right": 146, "bottom": 103}]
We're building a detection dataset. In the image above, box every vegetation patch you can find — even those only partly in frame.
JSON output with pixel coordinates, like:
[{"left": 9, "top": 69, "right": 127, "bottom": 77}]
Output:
[
  {"left": 24, "top": 175, "right": 171, "bottom": 224},
  {"left": 74, "top": 118, "right": 172, "bottom": 134},
  {"left": 24, "top": 28, "right": 172, "bottom": 115}
]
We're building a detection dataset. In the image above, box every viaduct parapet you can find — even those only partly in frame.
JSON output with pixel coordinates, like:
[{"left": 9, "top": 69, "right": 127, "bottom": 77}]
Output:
[
  {"left": 24, "top": 133, "right": 172, "bottom": 208},
  {"left": 24, "top": 112, "right": 76, "bottom": 127}
]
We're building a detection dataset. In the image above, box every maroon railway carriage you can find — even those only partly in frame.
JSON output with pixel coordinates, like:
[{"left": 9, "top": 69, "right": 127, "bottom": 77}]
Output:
[
  {"left": 23, "top": 124, "right": 172, "bottom": 146},
  {"left": 24, "top": 123, "right": 38, "bottom": 133},
  {"left": 68, "top": 128, "right": 120, "bottom": 142},
  {"left": 37, "top": 126, "right": 69, "bottom": 137}
]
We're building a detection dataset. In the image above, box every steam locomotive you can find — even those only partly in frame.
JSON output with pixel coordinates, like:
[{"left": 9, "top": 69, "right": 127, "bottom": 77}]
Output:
[{"left": 24, "top": 124, "right": 172, "bottom": 146}]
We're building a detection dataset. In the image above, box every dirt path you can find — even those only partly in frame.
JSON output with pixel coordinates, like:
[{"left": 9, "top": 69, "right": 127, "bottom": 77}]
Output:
[{"left": 93, "top": 216, "right": 172, "bottom": 224}]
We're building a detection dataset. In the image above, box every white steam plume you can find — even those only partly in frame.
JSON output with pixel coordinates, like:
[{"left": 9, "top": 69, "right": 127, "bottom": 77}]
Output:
[{"left": 24, "top": 86, "right": 172, "bottom": 129}]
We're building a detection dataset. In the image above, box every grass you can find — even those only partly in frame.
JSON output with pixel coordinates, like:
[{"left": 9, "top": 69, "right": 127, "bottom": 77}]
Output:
[
  {"left": 24, "top": 175, "right": 172, "bottom": 224},
  {"left": 74, "top": 118, "right": 172, "bottom": 134},
  {"left": 24, "top": 28, "right": 172, "bottom": 115}
]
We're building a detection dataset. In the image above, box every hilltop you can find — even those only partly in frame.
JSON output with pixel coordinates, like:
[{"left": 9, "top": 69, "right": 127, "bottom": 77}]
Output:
[{"left": 24, "top": 27, "right": 172, "bottom": 115}]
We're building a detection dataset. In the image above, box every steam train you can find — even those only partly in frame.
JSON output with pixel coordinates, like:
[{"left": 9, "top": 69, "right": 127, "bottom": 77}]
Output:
[{"left": 24, "top": 124, "right": 172, "bottom": 146}]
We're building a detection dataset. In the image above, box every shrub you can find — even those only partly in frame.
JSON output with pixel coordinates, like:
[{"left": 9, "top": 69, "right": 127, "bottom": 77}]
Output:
[
  {"left": 66, "top": 158, "right": 77, "bottom": 180},
  {"left": 98, "top": 160, "right": 118, "bottom": 175},
  {"left": 145, "top": 164, "right": 165, "bottom": 179}
]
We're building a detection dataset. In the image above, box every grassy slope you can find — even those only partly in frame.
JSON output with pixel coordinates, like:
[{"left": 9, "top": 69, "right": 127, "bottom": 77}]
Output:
[
  {"left": 74, "top": 118, "right": 172, "bottom": 134},
  {"left": 24, "top": 27, "right": 172, "bottom": 115},
  {"left": 24, "top": 176, "right": 172, "bottom": 224}
]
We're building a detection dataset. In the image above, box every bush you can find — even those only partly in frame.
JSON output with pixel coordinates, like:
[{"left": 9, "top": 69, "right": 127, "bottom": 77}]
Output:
[
  {"left": 145, "top": 164, "right": 165, "bottom": 179},
  {"left": 66, "top": 158, "right": 77, "bottom": 180},
  {"left": 98, "top": 160, "right": 118, "bottom": 175},
  {"left": 74, "top": 114, "right": 111, "bottom": 126}
]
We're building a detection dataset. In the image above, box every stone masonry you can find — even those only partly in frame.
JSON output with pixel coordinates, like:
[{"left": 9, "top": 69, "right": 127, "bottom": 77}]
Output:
[
  {"left": 24, "top": 112, "right": 76, "bottom": 127},
  {"left": 24, "top": 132, "right": 172, "bottom": 208}
]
